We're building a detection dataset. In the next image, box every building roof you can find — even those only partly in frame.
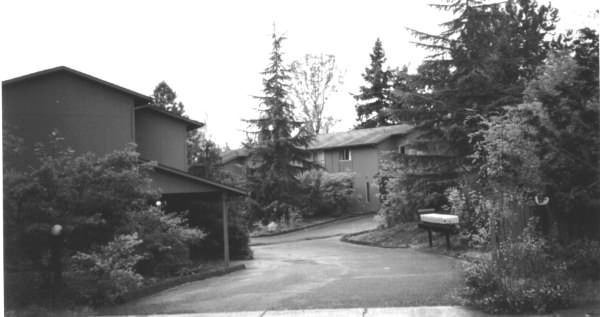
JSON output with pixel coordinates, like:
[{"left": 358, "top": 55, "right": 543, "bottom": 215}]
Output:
[
  {"left": 2, "top": 66, "right": 152, "bottom": 106},
  {"left": 308, "top": 124, "right": 415, "bottom": 150},
  {"left": 221, "top": 148, "right": 250, "bottom": 164},
  {"left": 135, "top": 104, "right": 204, "bottom": 130},
  {"left": 220, "top": 124, "right": 416, "bottom": 162},
  {"left": 151, "top": 161, "right": 247, "bottom": 196}
]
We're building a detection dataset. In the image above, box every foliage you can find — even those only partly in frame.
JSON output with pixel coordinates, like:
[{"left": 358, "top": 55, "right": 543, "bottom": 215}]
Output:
[
  {"left": 71, "top": 233, "right": 144, "bottom": 304},
  {"left": 123, "top": 206, "right": 206, "bottom": 277},
  {"left": 187, "top": 129, "right": 227, "bottom": 181},
  {"left": 461, "top": 219, "right": 574, "bottom": 314},
  {"left": 5, "top": 306, "right": 96, "bottom": 317},
  {"left": 523, "top": 35, "right": 599, "bottom": 227},
  {"left": 151, "top": 81, "right": 185, "bottom": 115},
  {"left": 376, "top": 147, "right": 460, "bottom": 227},
  {"left": 244, "top": 32, "right": 316, "bottom": 223},
  {"left": 3, "top": 132, "right": 159, "bottom": 271},
  {"left": 298, "top": 170, "right": 356, "bottom": 217},
  {"left": 553, "top": 239, "right": 600, "bottom": 281},
  {"left": 444, "top": 186, "right": 490, "bottom": 248},
  {"left": 400, "top": 0, "right": 558, "bottom": 155},
  {"left": 290, "top": 54, "right": 343, "bottom": 134},
  {"left": 354, "top": 38, "right": 395, "bottom": 128},
  {"left": 183, "top": 197, "right": 253, "bottom": 260}
]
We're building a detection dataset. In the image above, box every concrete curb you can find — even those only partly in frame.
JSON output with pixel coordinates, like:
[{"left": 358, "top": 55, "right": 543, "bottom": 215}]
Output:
[
  {"left": 251, "top": 212, "right": 375, "bottom": 238},
  {"left": 250, "top": 234, "right": 344, "bottom": 246},
  {"left": 120, "top": 264, "right": 246, "bottom": 303},
  {"left": 340, "top": 229, "right": 410, "bottom": 249}
]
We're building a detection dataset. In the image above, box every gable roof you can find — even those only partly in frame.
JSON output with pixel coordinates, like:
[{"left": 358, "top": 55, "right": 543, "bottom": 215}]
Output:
[
  {"left": 2, "top": 66, "right": 152, "bottom": 106},
  {"left": 135, "top": 104, "right": 204, "bottom": 130},
  {"left": 221, "top": 148, "right": 250, "bottom": 164},
  {"left": 308, "top": 124, "right": 415, "bottom": 150}
]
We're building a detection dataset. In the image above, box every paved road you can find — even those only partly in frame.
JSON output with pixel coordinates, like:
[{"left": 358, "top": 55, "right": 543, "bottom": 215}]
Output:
[{"left": 104, "top": 215, "right": 464, "bottom": 315}]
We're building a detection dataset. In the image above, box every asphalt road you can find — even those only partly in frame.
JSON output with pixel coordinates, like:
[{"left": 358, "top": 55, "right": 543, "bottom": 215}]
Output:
[{"left": 104, "top": 215, "right": 464, "bottom": 315}]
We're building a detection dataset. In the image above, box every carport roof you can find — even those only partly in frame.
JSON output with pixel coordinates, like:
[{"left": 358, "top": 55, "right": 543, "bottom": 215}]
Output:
[{"left": 150, "top": 161, "right": 247, "bottom": 196}]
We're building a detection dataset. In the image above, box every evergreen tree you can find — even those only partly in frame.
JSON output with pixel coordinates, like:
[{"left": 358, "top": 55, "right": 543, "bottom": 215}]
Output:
[
  {"left": 398, "top": 0, "right": 557, "bottom": 154},
  {"left": 152, "top": 81, "right": 185, "bottom": 115},
  {"left": 355, "top": 38, "right": 393, "bottom": 128},
  {"left": 245, "top": 33, "right": 315, "bottom": 223}
]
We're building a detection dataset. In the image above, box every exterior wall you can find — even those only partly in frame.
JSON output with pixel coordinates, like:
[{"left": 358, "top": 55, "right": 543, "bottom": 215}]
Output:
[
  {"left": 319, "top": 146, "right": 381, "bottom": 212},
  {"left": 3, "top": 72, "right": 135, "bottom": 166},
  {"left": 135, "top": 109, "right": 188, "bottom": 170}
]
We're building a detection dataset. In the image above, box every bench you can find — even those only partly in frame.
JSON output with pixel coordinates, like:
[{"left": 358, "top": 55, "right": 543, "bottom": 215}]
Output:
[{"left": 417, "top": 208, "right": 459, "bottom": 249}]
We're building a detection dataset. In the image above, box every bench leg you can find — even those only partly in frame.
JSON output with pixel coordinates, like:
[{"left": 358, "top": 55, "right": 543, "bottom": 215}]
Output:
[
  {"left": 428, "top": 229, "right": 433, "bottom": 247},
  {"left": 446, "top": 232, "right": 451, "bottom": 250}
]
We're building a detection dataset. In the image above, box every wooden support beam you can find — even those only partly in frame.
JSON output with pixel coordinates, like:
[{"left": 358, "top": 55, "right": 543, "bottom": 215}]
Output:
[{"left": 221, "top": 192, "right": 230, "bottom": 268}]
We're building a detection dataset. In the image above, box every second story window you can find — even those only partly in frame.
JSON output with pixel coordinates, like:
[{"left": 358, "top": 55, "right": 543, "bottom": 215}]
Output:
[{"left": 339, "top": 148, "right": 351, "bottom": 161}]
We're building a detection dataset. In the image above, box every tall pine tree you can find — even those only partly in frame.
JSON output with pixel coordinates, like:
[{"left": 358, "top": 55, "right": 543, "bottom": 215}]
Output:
[
  {"left": 355, "top": 38, "right": 394, "bottom": 128},
  {"left": 245, "top": 33, "right": 315, "bottom": 223},
  {"left": 397, "top": 0, "right": 557, "bottom": 154}
]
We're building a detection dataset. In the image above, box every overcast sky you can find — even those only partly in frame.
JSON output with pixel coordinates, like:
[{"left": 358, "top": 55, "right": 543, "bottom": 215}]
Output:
[{"left": 1, "top": 0, "right": 597, "bottom": 148}]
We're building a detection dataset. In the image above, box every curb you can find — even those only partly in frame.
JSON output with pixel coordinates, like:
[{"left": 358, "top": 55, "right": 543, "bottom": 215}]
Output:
[
  {"left": 340, "top": 229, "right": 410, "bottom": 249},
  {"left": 120, "top": 264, "right": 246, "bottom": 303},
  {"left": 250, "top": 233, "right": 344, "bottom": 246},
  {"left": 251, "top": 212, "right": 375, "bottom": 238}
]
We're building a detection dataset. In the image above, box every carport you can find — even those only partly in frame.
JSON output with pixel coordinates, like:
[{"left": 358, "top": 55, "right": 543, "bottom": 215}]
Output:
[{"left": 148, "top": 163, "right": 247, "bottom": 267}]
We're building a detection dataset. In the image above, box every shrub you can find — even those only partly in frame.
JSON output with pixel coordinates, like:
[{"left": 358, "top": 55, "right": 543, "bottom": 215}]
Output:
[
  {"left": 444, "top": 186, "right": 490, "bottom": 248},
  {"left": 124, "top": 206, "right": 206, "bottom": 277},
  {"left": 552, "top": 239, "right": 600, "bottom": 281},
  {"left": 71, "top": 233, "right": 144, "bottom": 304},
  {"left": 184, "top": 198, "right": 253, "bottom": 260},
  {"left": 299, "top": 170, "right": 356, "bottom": 217},
  {"left": 461, "top": 219, "right": 574, "bottom": 313},
  {"left": 376, "top": 151, "right": 459, "bottom": 227}
]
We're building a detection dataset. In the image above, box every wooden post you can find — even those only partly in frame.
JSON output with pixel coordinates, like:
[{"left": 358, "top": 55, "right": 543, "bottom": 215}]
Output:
[
  {"left": 428, "top": 229, "right": 433, "bottom": 247},
  {"left": 221, "top": 192, "right": 230, "bottom": 268}
]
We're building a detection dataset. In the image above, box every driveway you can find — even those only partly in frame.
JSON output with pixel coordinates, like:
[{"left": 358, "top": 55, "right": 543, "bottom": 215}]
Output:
[{"left": 104, "top": 215, "right": 464, "bottom": 315}]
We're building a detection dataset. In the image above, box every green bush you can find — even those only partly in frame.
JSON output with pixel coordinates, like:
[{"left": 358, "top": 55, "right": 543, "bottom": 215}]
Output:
[
  {"left": 299, "top": 170, "right": 356, "bottom": 217},
  {"left": 461, "top": 220, "right": 574, "bottom": 313},
  {"left": 71, "top": 234, "right": 144, "bottom": 304}
]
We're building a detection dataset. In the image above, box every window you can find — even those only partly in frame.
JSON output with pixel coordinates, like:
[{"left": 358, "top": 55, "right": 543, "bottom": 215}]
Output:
[
  {"left": 366, "top": 182, "right": 370, "bottom": 202},
  {"left": 399, "top": 146, "right": 406, "bottom": 154},
  {"left": 338, "top": 148, "right": 351, "bottom": 161},
  {"left": 316, "top": 151, "right": 325, "bottom": 166}
]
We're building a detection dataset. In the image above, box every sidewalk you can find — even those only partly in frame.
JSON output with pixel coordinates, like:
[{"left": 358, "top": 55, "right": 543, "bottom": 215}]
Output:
[{"left": 100, "top": 304, "right": 600, "bottom": 317}]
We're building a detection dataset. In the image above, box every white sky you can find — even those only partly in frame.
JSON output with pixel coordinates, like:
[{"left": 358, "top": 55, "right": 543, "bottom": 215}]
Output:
[{"left": 1, "top": 0, "right": 597, "bottom": 148}]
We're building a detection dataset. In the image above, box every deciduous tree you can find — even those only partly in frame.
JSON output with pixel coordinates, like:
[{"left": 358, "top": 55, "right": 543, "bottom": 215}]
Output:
[{"left": 290, "top": 54, "right": 343, "bottom": 134}]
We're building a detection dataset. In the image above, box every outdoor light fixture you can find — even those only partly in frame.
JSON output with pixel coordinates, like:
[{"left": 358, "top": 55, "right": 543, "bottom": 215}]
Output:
[
  {"left": 50, "top": 224, "right": 63, "bottom": 236},
  {"left": 155, "top": 201, "right": 162, "bottom": 207},
  {"left": 534, "top": 195, "right": 550, "bottom": 206}
]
